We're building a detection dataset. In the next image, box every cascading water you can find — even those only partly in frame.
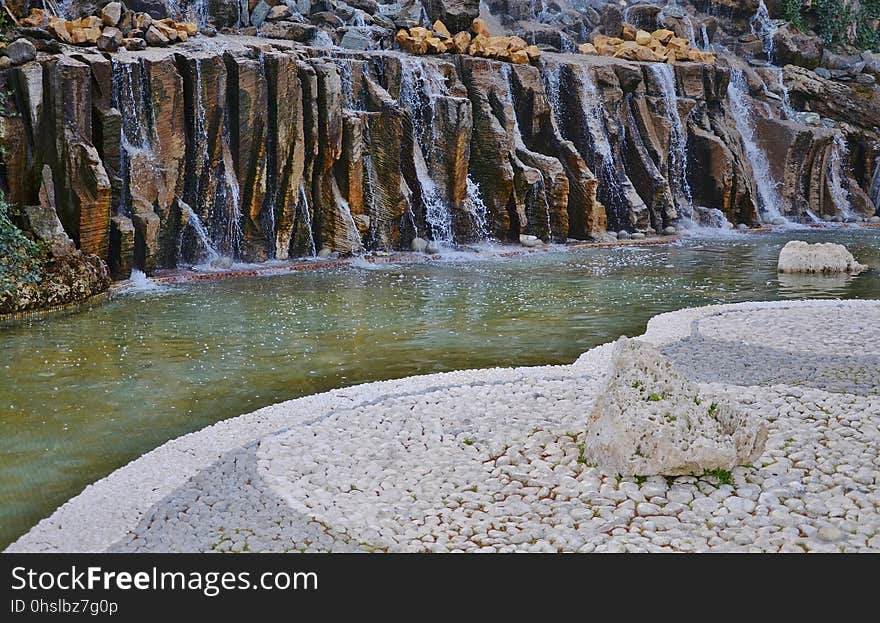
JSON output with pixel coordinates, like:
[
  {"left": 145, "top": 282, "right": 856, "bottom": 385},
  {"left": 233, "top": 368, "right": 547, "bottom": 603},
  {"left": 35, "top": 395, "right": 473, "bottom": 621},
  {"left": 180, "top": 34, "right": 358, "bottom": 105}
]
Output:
[
  {"left": 399, "top": 59, "right": 454, "bottom": 245},
  {"left": 649, "top": 63, "right": 693, "bottom": 218},
  {"left": 871, "top": 160, "right": 880, "bottom": 212},
  {"left": 828, "top": 134, "right": 855, "bottom": 219},
  {"left": 111, "top": 58, "right": 153, "bottom": 217},
  {"left": 177, "top": 201, "right": 220, "bottom": 263},
  {"left": 749, "top": 0, "right": 794, "bottom": 120},
  {"left": 727, "top": 69, "right": 785, "bottom": 223},
  {"left": 259, "top": 53, "right": 278, "bottom": 258},
  {"left": 575, "top": 66, "right": 626, "bottom": 226},
  {"left": 700, "top": 23, "right": 711, "bottom": 50},
  {"left": 309, "top": 30, "right": 335, "bottom": 48},
  {"left": 541, "top": 60, "right": 563, "bottom": 128},
  {"left": 465, "top": 175, "right": 490, "bottom": 241},
  {"left": 297, "top": 185, "right": 317, "bottom": 257}
]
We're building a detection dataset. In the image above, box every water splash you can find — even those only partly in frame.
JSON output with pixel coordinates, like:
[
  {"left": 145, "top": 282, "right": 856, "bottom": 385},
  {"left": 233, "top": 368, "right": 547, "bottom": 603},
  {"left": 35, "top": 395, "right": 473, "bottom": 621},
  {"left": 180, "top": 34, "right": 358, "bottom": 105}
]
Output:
[
  {"left": 727, "top": 69, "right": 785, "bottom": 223},
  {"left": 649, "top": 63, "right": 693, "bottom": 218},
  {"left": 700, "top": 23, "right": 711, "bottom": 50}
]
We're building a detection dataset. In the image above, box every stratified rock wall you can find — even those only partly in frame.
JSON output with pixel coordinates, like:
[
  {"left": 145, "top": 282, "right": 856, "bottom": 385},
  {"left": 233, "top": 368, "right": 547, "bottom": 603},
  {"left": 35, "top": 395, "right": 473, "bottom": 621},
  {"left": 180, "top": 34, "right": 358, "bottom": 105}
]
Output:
[{"left": 0, "top": 31, "right": 876, "bottom": 278}]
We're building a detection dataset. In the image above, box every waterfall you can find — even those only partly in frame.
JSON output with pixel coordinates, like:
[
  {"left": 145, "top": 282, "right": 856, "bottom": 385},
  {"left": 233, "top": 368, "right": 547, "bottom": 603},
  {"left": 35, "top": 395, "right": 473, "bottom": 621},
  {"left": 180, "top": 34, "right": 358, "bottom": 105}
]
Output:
[
  {"left": 217, "top": 140, "right": 244, "bottom": 258},
  {"left": 297, "top": 185, "right": 317, "bottom": 257},
  {"left": 541, "top": 60, "right": 563, "bottom": 128},
  {"left": 749, "top": 0, "right": 777, "bottom": 59},
  {"left": 111, "top": 58, "right": 154, "bottom": 217},
  {"left": 260, "top": 53, "right": 278, "bottom": 259},
  {"left": 828, "top": 134, "right": 855, "bottom": 219},
  {"left": 700, "top": 23, "right": 711, "bottom": 50},
  {"left": 466, "top": 175, "right": 490, "bottom": 241},
  {"left": 178, "top": 201, "right": 220, "bottom": 263},
  {"left": 649, "top": 63, "right": 693, "bottom": 218},
  {"left": 727, "top": 69, "right": 785, "bottom": 223},
  {"left": 399, "top": 58, "right": 454, "bottom": 245},
  {"left": 576, "top": 66, "right": 625, "bottom": 226}
]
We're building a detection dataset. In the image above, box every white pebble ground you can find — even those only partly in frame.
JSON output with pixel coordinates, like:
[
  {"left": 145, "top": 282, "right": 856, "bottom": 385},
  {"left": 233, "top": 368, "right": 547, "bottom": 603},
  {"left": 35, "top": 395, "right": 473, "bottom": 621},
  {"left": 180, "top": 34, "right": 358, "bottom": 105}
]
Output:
[{"left": 7, "top": 300, "right": 879, "bottom": 553}]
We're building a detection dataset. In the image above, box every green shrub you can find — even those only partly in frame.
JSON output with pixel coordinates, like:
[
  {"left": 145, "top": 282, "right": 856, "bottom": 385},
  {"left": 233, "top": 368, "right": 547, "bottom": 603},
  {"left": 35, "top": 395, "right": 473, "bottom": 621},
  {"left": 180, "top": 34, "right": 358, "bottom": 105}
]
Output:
[{"left": 0, "top": 193, "right": 47, "bottom": 304}]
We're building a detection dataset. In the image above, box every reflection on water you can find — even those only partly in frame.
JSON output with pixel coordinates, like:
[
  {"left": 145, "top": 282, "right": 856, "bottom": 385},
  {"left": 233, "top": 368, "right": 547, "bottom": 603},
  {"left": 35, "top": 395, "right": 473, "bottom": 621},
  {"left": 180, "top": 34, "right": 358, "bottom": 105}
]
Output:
[{"left": 1, "top": 229, "right": 878, "bottom": 547}]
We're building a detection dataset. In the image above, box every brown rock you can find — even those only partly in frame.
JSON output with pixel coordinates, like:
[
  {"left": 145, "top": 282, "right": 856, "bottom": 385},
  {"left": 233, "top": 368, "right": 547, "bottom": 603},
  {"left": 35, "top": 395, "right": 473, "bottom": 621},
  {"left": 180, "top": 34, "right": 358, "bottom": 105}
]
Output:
[
  {"left": 510, "top": 49, "right": 529, "bottom": 64},
  {"left": 176, "top": 22, "right": 198, "bottom": 36},
  {"left": 123, "top": 37, "right": 147, "bottom": 51},
  {"left": 432, "top": 20, "right": 451, "bottom": 39},
  {"left": 133, "top": 13, "right": 153, "bottom": 31},
  {"left": 20, "top": 8, "right": 48, "bottom": 28},
  {"left": 622, "top": 23, "right": 637, "bottom": 41},
  {"left": 97, "top": 27, "right": 123, "bottom": 51},
  {"left": 524, "top": 45, "right": 541, "bottom": 60},
  {"left": 145, "top": 26, "right": 169, "bottom": 46},
  {"left": 507, "top": 36, "right": 528, "bottom": 52},
  {"left": 48, "top": 18, "right": 72, "bottom": 43},
  {"left": 101, "top": 2, "right": 123, "bottom": 27},
  {"left": 652, "top": 29, "right": 674, "bottom": 44},
  {"left": 70, "top": 27, "right": 102, "bottom": 45},
  {"left": 635, "top": 30, "right": 652, "bottom": 46},
  {"left": 451, "top": 31, "right": 471, "bottom": 54}
]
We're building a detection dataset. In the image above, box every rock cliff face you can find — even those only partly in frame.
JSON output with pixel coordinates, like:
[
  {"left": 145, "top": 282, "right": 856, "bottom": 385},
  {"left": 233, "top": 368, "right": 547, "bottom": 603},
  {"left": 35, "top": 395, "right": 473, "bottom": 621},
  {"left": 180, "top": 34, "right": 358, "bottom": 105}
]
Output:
[{"left": 1, "top": 1, "right": 878, "bottom": 279}]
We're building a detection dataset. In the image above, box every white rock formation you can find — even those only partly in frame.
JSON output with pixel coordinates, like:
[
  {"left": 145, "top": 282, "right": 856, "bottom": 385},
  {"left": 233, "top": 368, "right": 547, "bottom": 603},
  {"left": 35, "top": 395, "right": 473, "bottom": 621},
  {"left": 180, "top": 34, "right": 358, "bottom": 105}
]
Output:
[
  {"left": 583, "top": 337, "right": 767, "bottom": 477},
  {"left": 777, "top": 240, "right": 867, "bottom": 274}
]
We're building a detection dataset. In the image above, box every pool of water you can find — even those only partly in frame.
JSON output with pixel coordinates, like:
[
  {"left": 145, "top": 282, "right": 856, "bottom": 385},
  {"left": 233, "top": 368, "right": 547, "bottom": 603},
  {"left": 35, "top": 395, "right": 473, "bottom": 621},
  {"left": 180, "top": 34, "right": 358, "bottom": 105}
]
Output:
[{"left": 2, "top": 228, "right": 879, "bottom": 547}]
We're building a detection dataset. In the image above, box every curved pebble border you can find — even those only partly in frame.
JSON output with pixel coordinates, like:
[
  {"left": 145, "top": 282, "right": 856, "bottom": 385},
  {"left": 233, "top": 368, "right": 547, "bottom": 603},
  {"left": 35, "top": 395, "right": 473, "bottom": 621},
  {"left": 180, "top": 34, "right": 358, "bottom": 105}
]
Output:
[{"left": 6, "top": 299, "right": 880, "bottom": 553}]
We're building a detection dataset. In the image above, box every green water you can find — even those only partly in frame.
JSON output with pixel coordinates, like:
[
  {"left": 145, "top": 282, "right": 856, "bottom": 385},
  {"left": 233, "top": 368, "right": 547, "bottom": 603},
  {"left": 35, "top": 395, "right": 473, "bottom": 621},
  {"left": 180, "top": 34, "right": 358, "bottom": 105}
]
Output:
[{"left": 2, "top": 229, "right": 879, "bottom": 547}]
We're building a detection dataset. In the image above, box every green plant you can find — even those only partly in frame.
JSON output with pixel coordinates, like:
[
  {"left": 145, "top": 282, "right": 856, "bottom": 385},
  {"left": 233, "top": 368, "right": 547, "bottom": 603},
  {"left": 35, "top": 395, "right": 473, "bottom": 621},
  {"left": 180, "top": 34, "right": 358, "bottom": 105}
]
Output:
[
  {"left": 703, "top": 468, "right": 733, "bottom": 485},
  {"left": 708, "top": 402, "right": 718, "bottom": 416},
  {"left": 463, "top": 438, "right": 474, "bottom": 446},
  {"left": 646, "top": 392, "right": 664, "bottom": 402},
  {"left": 1, "top": 192, "right": 48, "bottom": 305},
  {"left": 783, "top": 0, "right": 805, "bottom": 29}
]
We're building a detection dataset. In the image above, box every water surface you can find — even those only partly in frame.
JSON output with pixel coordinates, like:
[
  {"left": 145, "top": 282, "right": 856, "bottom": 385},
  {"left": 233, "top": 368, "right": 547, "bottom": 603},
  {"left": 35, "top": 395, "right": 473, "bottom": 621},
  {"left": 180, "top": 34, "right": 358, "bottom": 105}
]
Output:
[{"left": 2, "top": 229, "right": 878, "bottom": 547}]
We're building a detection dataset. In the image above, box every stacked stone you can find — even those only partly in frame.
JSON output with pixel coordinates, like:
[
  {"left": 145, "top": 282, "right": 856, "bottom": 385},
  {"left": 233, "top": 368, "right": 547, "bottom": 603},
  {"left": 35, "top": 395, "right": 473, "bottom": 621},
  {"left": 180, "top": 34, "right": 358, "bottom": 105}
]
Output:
[
  {"left": 581, "top": 24, "right": 716, "bottom": 64},
  {"left": 16, "top": 3, "right": 198, "bottom": 52},
  {"left": 396, "top": 18, "right": 542, "bottom": 65}
]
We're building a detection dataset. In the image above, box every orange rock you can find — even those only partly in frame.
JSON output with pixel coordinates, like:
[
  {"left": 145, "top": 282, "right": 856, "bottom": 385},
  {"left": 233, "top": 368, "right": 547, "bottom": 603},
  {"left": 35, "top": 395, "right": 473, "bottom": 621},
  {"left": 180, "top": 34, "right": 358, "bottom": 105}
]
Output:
[
  {"left": 410, "top": 26, "right": 431, "bottom": 39},
  {"left": 510, "top": 49, "right": 529, "bottom": 64},
  {"left": 48, "top": 18, "right": 72, "bottom": 43},
  {"left": 667, "top": 37, "right": 688, "bottom": 50},
  {"left": 651, "top": 29, "right": 674, "bottom": 44},
  {"left": 451, "top": 31, "right": 471, "bottom": 54},
  {"left": 175, "top": 22, "right": 198, "bottom": 36},
  {"left": 622, "top": 23, "right": 637, "bottom": 41},
  {"left": 80, "top": 16, "right": 102, "bottom": 30},
  {"left": 21, "top": 8, "right": 48, "bottom": 28},
  {"left": 606, "top": 37, "right": 624, "bottom": 46},
  {"left": 471, "top": 17, "right": 490, "bottom": 37},
  {"left": 70, "top": 27, "right": 102, "bottom": 45},
  {"left": 426, "top": 37, "right": 446, "bottom": 53},
  {"left": 524, "top": 45, "right": 542, "bottom": 60},
  {"left": 635, "top": 30, "right": 652, "bottom": 46},
  {"left": 507, "top": 36, "right": 528, "bottom": 52},
  {"left": 432, "top": 20, "right": 451, "bottom": 39},
  {"left": 578, "top": 42, "right": 597, "bottom": 55}
]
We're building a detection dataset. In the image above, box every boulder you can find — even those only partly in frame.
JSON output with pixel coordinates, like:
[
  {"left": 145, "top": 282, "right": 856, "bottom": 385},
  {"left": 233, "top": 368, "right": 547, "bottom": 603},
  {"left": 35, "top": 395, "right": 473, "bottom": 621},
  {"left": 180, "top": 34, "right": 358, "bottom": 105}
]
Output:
[
  {"left": 145, "top": 25, "right": 170, "bottom": 46},
  {"left": 771, "top": 24, "right": 823, "bottom": 70},
  {"left": 101, "top": 2, "right": 123, "bottom": 27},
  {"left": 6, "top": 38, "right": 36, "bottom": 65},
  {"left": 583, "top": 338, "right": 767, "bottom": 477},
  {"left": 777, "top": 240, "right": 868, "bottom": 274},
  {"left": 600, "top": 4, "right": 623, "bottom": 39},
  {"left": 97, "top": 27, "right": 123, "bottom": 52},
  {"left": 423, "top": 0, "right": 478, "bottom": 34}
]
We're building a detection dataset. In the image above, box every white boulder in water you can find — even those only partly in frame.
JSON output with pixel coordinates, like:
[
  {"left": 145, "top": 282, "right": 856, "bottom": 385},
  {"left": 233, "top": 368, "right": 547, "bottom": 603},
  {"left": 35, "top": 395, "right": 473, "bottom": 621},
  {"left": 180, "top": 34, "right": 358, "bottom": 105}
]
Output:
[
  {"left": 777, "top": 240, "right": 867, "bottom": 274},
  {"left": 583, "top": 338, "right": 767, "bottom": 477},
  {"left": 519, "top": 234, "right": 543, "bottom": 248}
]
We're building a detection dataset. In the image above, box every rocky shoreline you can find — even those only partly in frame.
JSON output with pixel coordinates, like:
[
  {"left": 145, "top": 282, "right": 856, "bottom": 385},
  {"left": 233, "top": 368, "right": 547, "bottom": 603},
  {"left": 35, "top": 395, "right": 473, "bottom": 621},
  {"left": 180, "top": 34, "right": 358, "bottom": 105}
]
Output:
[{"left": 7, "top": 299, "right": 878, "bottom": 553}]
